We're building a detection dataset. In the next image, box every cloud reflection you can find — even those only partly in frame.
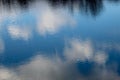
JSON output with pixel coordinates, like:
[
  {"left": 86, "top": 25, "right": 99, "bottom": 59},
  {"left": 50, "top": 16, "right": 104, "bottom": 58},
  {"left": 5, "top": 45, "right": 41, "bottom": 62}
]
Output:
[
  {"left": 36, "top": 3, "right": 76, "bottom": 36},
  {"left": 0, "top": 1, "right": 120, "bottom": 80},
  {"left": 8, "top": 25, "right": 31, "bottom": 41},
  {"left": 0, "top": 54, "right": 116, "bottom": 80},
  {"left": 64, "top": 39, "right": 93, "bottom": 61},
  {"left": 93, "top": 51, "right": 108, "bottom": 65},
  {"left": 0, "top": 4, "right": 32, "bottom": 41},
  {"left": 0, "top": 67, "right": 20, "bottom": 80},
  {"left": 64, "top": 39, "right": 108, "bottom": 65},
  {"left": 0, "top": 1, "right": 76, "bottom": 37},
  {"left": 0, "top": 54, "right": 79, "bottom": 80},
  {"left": 0, "top": 38, "right": 120, "bottom": 80},
  {"left": 18, "top": 55, "right": 77, "bottom": 80}
]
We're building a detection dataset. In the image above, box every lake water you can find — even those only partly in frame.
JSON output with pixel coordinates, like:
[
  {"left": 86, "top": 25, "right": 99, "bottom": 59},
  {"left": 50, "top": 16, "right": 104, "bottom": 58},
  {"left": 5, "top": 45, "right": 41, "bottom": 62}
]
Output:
[{"left": 0, "top": 0, "right": 120, "bottom": 80}]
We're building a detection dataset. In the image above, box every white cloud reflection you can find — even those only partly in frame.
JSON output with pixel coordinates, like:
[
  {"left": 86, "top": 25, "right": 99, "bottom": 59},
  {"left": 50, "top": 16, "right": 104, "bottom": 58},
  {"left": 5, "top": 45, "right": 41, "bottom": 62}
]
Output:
[
  {"left": 0, "top": 67, "right": 20, "bottom": 80},
  {"left": 0, "top": 1, "right": 76, "bottom": 39},
  {"left": 0, "top": 1, "right": 120, "bottom": 80},
  {"left": 64, "top": 39, "right": 93, "bottom": 61},
  {"left": 0, "top": 53, "right": 118, "bottom": 80},
  {"left": 18, "top": 55, "right": 77, "bottom": 80},
  {"left": 0, "top": 55, "right": 77, "bottom": 80},
  {"left": 64, "top": 39, "right": 108, "bottom": 65},
  {"left": 36, "top": 2, "right": 76, "bottom": 36},
  {"left": 0, "top": 4, "right": 32, "bottom": 41},
  {"left": 0, "top": 38, "right": 111, "bottom": 80},
  {"left": 8, "top": 25, "right": 31, "bottom": 41},
  {"left": 93, "top": 51, "right": 108, "bottom": 65}
]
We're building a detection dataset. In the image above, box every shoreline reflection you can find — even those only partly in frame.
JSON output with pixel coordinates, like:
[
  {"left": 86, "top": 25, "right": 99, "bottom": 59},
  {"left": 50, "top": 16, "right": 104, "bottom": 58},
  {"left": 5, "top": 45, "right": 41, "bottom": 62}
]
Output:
[{"left": 0, "top": 0, "right": 120, "bottom": 16}]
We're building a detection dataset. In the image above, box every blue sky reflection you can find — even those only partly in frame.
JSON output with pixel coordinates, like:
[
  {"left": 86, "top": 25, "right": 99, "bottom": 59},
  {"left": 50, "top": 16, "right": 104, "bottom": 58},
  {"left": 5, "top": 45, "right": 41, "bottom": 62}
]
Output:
[{"left": 0, "top": 0, "right": 120, "bottom": 80}]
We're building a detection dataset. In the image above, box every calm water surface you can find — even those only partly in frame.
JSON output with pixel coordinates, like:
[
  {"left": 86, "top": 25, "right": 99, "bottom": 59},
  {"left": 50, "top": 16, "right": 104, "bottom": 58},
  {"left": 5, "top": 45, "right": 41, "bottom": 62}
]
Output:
[{"left": 0, "top": 0, "right": 120, "bottom": 80}]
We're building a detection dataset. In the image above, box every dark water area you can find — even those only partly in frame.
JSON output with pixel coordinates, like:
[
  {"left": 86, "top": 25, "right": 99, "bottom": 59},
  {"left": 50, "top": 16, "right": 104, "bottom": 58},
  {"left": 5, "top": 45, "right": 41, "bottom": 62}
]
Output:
[{"left": 0, "top": 0, "right": 120, "bottom": 80}]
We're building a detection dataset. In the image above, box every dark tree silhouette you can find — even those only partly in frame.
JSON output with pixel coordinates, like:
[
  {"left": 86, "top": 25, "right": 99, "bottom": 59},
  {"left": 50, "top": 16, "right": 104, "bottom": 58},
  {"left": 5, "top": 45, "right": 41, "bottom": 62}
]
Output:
[
  {"left": 0, "top": 0, "right": 33, "bottom": 8},
  {"left": 0, "top": 0, "right": 120, "bottom": 16},
  {"left": 47, "top": 0, "right": 103, "bottom": 16}
]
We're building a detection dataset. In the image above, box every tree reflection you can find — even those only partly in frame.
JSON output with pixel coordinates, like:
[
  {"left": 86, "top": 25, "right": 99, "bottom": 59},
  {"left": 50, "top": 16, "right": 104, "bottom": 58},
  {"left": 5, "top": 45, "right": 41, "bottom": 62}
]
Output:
[
  {"left": 0, "top": 0, "right": 32, "bottom": 8},
  {"left": 109, "top": 0, "right": 120, "bottom": 2},
  {"left": 48, "top": 0, "right": 103, "bottom": 16},
  {"left": 0, "top": 0, "right": 120, "bottom": 16}
]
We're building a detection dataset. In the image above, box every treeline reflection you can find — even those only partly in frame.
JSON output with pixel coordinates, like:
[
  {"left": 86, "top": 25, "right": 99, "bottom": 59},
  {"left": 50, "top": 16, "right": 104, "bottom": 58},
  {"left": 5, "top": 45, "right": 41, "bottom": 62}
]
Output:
[
  {"left": 0, "top": 0, "right": 120, "bottom": 16},
  {"left": 48, "top": 0, "right": 103, "bottom": 16}
]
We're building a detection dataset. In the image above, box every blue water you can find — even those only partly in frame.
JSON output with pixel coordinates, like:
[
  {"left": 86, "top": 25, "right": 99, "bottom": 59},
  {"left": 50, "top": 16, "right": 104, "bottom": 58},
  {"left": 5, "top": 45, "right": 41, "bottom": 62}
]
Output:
[{"left": 0, "top": 0, "right": 120, "bottom": 80}]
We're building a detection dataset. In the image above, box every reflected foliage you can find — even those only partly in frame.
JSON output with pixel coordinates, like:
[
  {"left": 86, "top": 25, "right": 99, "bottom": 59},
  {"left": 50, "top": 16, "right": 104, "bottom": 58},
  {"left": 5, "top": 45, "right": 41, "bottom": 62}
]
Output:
[
  {"left": 109, "top": 0, "right": 120, "bottom": 2},
  {"left": 48, "top": 0, "right": 103, "bottom": 16},
  {"left": 0, "top": 0, "right": 33, "bottom": 8},
  {"left": 0, "top": 0, "right": 120, "bottom": 16}
]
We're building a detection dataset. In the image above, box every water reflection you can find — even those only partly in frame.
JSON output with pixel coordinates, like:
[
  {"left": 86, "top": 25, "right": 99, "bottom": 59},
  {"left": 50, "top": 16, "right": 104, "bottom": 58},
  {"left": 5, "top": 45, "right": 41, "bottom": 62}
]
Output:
[
  {"left": 8, "top": 25, "right": 31, "bottom": 40},
  {"left": 0, "top": 50, "right": 117, "bottom": 80},
  {"left": 109, "top": 0, "right": 120, "bottom": 3},
  {"left": 0, "top": 39, "right": 4, "bottom": 53},
  {"left": 0, "top": 0, "right": 120, "bottom": 80},
  {"left": 48, "top": 0, "right": 103, "bottom": 16},
  {"left": 37, "top": 4, "right": 75, "bottom": 35},
  {"left": 0, "top": 0, "right": 32, "bottom": 9},
  {"left": 0, "top": 38, "right": 113, "bottom": 80},
  {"left": 64, "top": 39, "right": 107, "bottom": 65},
  {"left": 1, "top": 0, "right": 120, "bottom": 16}
]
